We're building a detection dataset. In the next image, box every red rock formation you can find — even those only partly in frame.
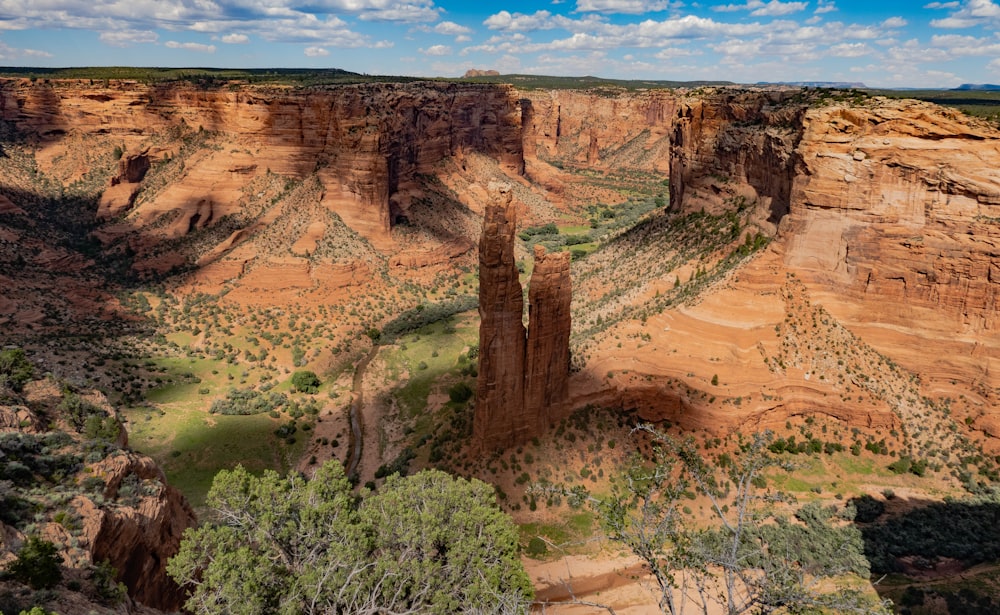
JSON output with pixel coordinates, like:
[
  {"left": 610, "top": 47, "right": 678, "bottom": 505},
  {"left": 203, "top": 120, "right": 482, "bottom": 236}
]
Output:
[
  {"left": 82, "top": 452, "right": 196, "bottom": 611},
  {"left": 667, "top": 89, "right": 1000, "bottom": 402},
  {"left": 520, "top": 89, "right": 676, "bottom": 171},
  {"left": 669, "top": 90, "right": 806, "bottom": 224},
  {"left": 474, "top": 184, "right": 527, "bottom": 448},
  {"left": 524, "top": 245, "right": 572, "bottom": 432},
  {"left": 0, "top": 79, "right": 525, "bottom": 248},
  {"left": 475, "top": 189, "right": 572, "bottom": 451}
]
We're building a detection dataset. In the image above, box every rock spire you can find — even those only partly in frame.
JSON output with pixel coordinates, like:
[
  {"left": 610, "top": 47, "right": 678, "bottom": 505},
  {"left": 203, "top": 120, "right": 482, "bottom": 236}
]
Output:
[{"left": 474, "top": 185, "right": 571, "bottom": 451}]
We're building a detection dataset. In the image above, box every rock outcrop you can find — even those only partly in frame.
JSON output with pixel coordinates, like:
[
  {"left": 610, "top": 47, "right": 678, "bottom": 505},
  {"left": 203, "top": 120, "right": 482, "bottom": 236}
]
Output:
[
  {"left": 83, "top": 453, "right": 195, "bottom": 611},
  {"left": 475, "top": 186, "right": 572, "bottom": 451},
  {"left": 524, "top": 245, "right": 572, "bottom": 430},
  {"left": 474, "top": 185, "right": 527, "bottom": 448},
  {"left": 0, "top": 383, "right": 196, "bottom": 613}
]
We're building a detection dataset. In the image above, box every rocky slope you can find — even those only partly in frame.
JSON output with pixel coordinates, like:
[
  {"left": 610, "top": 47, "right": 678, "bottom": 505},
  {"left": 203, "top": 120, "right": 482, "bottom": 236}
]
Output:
[
  {"left": 0, "top": 377, "right": 195, "bottom": 613},
  {"left": 666, "top": 90, "right": 1000, "bottom": 395}
]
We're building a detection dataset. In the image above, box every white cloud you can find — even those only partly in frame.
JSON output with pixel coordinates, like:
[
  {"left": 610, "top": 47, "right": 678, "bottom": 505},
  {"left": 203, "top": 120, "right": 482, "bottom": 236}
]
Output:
[
  {"left": 221, "top": 33, "right": 249, "bottom": 44},
  {"left": 574, "top": 0, "right": 674, "bottom": 13},
  {"left": 304, "top": 46, "right": 329, "bottom": 56},
  {"left": 815, "top": 0, "right": 837, "bottom": 14},
  {"left": 713, "top": 1, "right": 807, "bottom": 17},
  {"left": 484, "top": 10, "right": 557, "bottom": 32},
  {"left": 433, "top": 21, "right": 471, "bottom": 36},
  {"left": 881, "top": 17, "right": 907, "bottom": 28},
  {"left": 420, "top": 43, "right": 451, "bottom": 55},
  {"left": 931, "top": 0, "right": 1000, "bottom": 28},
  {"left": 0, "top": 40, "right": 51, "bottom": 59},
  {"left": 165, "top": 41, "right": 216, "bottom": 52},
  {"left": 0, "top": 0, "right": 437, "bottom": 49},
  {"left": 99, "top": 29, "right": 158, "bottom": 47},
  {"left": 828, "top": 42, "right": 870, "bottom": 57},
  {"left": 924, "top": 1, "right": 960, "bottom": 7},
  {"left": 654, "top": 46, "right": 699, "bottom": 59}
]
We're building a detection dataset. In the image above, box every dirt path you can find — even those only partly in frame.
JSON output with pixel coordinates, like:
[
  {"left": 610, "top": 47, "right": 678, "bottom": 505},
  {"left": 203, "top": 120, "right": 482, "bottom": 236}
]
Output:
[{"left": 346, "top": 344, "right": 379, "bottom": 478}]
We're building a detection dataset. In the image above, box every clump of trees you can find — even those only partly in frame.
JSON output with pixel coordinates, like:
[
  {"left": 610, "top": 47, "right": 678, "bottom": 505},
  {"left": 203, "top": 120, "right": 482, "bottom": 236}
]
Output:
[
  {"left": 595, "top": 426, "right": 889, "bottom": 615},
  {"left": 0, "top": 348, "right": 34, "bottom": 392},
  {"left": 290, "top": 370, "right": 320, "bottom": 393},
  {"left": 168, "top": 460, "right": 532, "bottom": 614}
]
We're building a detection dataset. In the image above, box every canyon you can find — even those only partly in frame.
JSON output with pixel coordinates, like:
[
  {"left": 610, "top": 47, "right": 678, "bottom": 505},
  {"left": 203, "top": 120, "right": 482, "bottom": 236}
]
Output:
[{"left": 0, "top": 76, "right": 999, "bottom": 612}]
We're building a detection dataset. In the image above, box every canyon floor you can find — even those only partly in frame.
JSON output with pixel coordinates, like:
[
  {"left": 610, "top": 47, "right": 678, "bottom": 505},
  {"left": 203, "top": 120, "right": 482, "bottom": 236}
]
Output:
[{"left": 3, "top": 78, "right": 1000, "bottom": 613}]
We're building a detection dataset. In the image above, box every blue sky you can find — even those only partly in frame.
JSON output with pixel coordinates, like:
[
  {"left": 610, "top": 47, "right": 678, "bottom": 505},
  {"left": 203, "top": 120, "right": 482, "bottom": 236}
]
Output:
[{"left": 1, "top": 0, "right": 999, "bottom": 87}]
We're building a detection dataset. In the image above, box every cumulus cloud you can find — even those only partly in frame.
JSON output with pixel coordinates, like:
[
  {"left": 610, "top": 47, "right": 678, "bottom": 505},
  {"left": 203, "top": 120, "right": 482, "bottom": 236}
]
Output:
[
  {"left": 881, "top": 17, "right": 907, "bottom": 28},
  {"left": 99, "top": 29, "right": 158, "bottom": 47},
  {"left": 574, "top": 0, "right": 675, "bottom": 13},
  {"left": 713, "top": 1, "right": 808, "bottom": 17},
  {"left": 433, "top": 21, "right": 471, "bottom": 35},
  {"left": 924, "top": 1, "right": 960, "bottom": 7},
  {"left": 221, "top": 33, "right": 249, "bottom": 44},
  {"left": 0, "top": 40, "right": 51, "bottom": 59},
  {"left": 828, "top": 42, "right": 870, "bottom": 57},
  {"left": 304, "top": 46, "right": 330, "bottom": 56},
  {"left": 931, "top": 0, "right": 1000, "bottom": 28},
  {"left": 165, "top": 41, "right": 216, "bottom": 52},
  {"left": 0, "top": 0, "right": 438, "bottom": 49},
  {"left": 420, "top": 43, "right": 451, "bottom": 55},
  {"left": 815, "top": 0, "right": 837, "bottom": 14}
]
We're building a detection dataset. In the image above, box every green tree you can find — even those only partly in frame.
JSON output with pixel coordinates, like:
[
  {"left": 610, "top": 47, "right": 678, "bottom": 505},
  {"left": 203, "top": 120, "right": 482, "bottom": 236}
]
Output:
[
  {"left": 167, "top": 460, "right": 531, "bottom": 615},
  {"left": 0, "top": 349, "right": 34, "bottom": 392},
  {"left": 290, "top": 370, "right": 320, "bottom": 394},
  {"left": 5, "top": 536, "right": 62, "bottom": 589},
  {"left": 597, "top": 427, "right": 889, "bottom": 615}
]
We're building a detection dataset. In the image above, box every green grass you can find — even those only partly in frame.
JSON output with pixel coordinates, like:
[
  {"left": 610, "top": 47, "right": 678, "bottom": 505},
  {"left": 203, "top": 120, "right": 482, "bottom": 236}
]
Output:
[
  {"left": 387, "top": 313, "right": 478, "bottom": 418},
  {"left": 125, "top": 406, "right": 304, "bottom": 509},
  {"left": 519, "top": 511, "right": 597, "bottom": 554}
]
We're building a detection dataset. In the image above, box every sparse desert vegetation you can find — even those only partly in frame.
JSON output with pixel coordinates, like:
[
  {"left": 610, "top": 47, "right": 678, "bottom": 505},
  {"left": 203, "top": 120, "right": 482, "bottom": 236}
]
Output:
[{"left": 1, "top": 76, "right": 1000, "bottom": 615}]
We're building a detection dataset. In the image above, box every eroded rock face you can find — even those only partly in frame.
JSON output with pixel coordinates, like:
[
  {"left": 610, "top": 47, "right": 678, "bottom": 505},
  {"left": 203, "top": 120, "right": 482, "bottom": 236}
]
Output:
[
  {"left": 525, "top": 245, "right": 572, "bottom": 432},
  {"left": 474, "top": 185, "right": 527, "bottom": 449},
  {"left": 0, "top": 79, "right": 525, "bottom": 248},
  {"left": 667, "top": 91, "right": 1000, "bottom": 401},
  {"left": 83, "top": 452, "right": 195, "bottom": 611},
  {"left": 475, "top": 188, "right": 571, "bottom": 451}
]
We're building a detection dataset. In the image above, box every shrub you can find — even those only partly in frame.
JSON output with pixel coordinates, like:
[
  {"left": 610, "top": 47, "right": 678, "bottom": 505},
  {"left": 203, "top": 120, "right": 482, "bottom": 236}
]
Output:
[
  {"left": 526, "top": 536, "right": 548, "bottom": 557},
  {"left": 291, "top": 370, "right": 320, "bottom": 394},
  {"left": 0, "top": 349, "right": 33, "bottom": 392},
  {"left": 5, "top": 536, "right": 62, "bottom": 589},
  {"left": 447, "top": 382, "right": 473, "bottom": 404}
]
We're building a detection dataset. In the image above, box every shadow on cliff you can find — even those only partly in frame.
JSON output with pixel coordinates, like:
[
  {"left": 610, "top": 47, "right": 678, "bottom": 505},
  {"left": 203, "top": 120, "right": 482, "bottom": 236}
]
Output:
[
  {"left": 0, "top": 181, "right": 150, "bottom": 336},
  {"left": 851, "top": 494, "right": 1000, "bottom": 613}
]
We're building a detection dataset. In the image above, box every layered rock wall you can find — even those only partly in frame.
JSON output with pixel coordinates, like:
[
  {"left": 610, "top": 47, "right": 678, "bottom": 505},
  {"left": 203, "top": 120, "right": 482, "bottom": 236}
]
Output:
[
  {"left": 475, "top": 189, "right": 572, "bottom": 451},
  {"left": 521, "top": 89, "right": 676, "bottom": 171},
  {"left": 669, "top": 91, "right": 1000, "bottom": 391},
  {"left": 669, "top": 90, "right": 806, "bottom": 224},
  {"left": 0, "top": 79, "right": 525, "bottom": 246}
]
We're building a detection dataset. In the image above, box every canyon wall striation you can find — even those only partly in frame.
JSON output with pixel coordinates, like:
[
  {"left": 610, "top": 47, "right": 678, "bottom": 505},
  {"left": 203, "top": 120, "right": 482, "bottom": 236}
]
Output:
[
  {"left": 668, "top": 91, "right": 1000, "bottom": 398},
  {"left": 0, "top": 78, "right": 524, "bottom": 250},
  {"left": 475, "top": 186, "right": 571, "bottom": 451}
]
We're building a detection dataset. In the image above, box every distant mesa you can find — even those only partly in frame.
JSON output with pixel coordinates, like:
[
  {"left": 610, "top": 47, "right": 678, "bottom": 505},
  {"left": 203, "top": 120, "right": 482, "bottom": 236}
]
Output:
[
  {"left": 756, "top": 81, "right": 868, "bottom": 88},
  {"left": 953, "top": 83, "right": 1000, "bottom": 91},
  {"left": 463, "top": 69, "right": 500, "bottom": 78}
]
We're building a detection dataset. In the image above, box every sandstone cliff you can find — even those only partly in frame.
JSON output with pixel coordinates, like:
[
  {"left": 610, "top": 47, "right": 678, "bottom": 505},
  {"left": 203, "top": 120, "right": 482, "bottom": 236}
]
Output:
[
  {"left": 668, "top": 91, "right": 1000, "bottom": 393},
  {"left": 524, "top": 245, "right": 572, "bottom": 431},
  {"left": 0, "top": 379, "right": 195, "bottom": 613},
  {"left": 474, "top": 185, "right": 527, "bottom": 448},
  {"left": 475, "top": 188, "right": 572, "bottom": 451}
]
